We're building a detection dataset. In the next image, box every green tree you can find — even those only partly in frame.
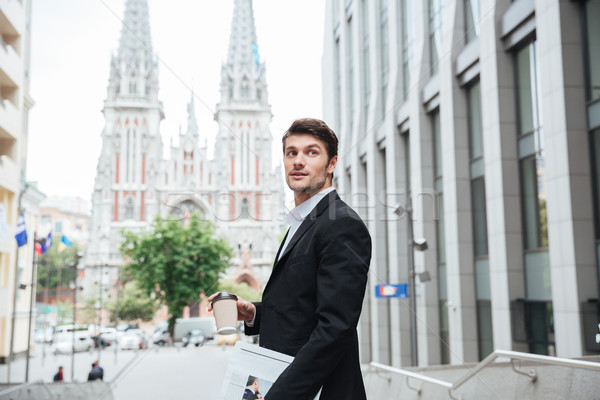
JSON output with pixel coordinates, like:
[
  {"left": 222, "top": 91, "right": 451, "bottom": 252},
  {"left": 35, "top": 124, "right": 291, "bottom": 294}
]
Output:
[
  {"left": 105, "top": 280, "right": 160, "bottom": 323},
  {"left": 36, "top": 243, "right": 80, "bottom": 289},
  {"left": 120, "top": 213, "right": 232, "bottom": 338},
  {"left": 218, "top": 279, "right": 262, "bottom": 303}
]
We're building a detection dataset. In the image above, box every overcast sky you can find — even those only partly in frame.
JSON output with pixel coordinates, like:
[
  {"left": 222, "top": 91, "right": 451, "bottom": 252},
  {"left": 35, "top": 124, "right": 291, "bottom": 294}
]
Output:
[{"left": 27, "top": 0, "right": 325, "bottom": 204}]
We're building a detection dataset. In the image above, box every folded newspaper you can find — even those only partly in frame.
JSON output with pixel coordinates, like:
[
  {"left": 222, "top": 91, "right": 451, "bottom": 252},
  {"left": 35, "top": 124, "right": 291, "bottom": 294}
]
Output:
[{"left": 218, "top": 341, "right": 321, "bottom": 400}]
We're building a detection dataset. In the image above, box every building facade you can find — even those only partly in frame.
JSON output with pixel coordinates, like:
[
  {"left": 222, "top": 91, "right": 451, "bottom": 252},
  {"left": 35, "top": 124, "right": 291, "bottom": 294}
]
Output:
[
  {"left": 322, "top": 0, "right": 600, "bottom": 367},
  {"left": 0, "top": 0, "right": 45, "bottom": 365},
  {"left": 85, "top": 0, "right": 284, "bottom": 302}
]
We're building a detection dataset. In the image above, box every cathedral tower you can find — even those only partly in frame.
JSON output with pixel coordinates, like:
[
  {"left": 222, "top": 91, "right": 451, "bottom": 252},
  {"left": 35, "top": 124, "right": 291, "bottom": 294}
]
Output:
[
  {"left": 213, "top": 0, "right": 283, "bottom": 284},
  {"left": 86, "top": 0, "right": 164, "bottom": 270}
]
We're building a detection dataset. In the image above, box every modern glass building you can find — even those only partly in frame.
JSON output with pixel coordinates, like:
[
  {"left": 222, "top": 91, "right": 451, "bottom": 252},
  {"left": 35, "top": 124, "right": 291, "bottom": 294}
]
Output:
[{"left": 322, "top": 0, "right": 600, "bottom": 367}]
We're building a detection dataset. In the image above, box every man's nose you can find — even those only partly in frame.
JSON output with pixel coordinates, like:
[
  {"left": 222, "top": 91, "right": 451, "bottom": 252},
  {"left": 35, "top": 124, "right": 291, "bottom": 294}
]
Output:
[{"left": 293, "top": 153, "right": 306, "bottom": 166}]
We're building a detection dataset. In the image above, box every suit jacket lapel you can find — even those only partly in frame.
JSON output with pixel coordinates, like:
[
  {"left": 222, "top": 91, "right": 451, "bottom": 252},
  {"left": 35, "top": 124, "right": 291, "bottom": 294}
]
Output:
[
  {"left": 273, "top": 228, "right": 290, "bottom": 264},
  {"left": 274, "top": 191, "right": 338, "bottom": 267}
]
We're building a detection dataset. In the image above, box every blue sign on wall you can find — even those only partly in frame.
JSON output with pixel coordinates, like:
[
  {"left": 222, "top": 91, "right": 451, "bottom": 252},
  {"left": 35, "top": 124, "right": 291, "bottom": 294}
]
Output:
[{"left": 375, "top": 283, "right": 408, "bottom": 298}]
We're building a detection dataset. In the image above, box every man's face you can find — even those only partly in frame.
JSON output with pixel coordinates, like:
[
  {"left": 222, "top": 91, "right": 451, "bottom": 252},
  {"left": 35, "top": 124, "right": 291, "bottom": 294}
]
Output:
[{"left": 283, "top": 134, "right": 337, "bottom": 205}]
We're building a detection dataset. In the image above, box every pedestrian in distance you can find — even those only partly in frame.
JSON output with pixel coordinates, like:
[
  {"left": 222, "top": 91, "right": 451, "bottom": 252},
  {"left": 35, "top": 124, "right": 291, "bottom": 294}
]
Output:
[
  {"left": 53, "top": 366, "right": 63, "bottom": 382},
  {"left": 87, "top": 360, "right": 104, "bottom": 381},
  {"left": 209, "top": 118, "right": 372, "bottom": 400}
]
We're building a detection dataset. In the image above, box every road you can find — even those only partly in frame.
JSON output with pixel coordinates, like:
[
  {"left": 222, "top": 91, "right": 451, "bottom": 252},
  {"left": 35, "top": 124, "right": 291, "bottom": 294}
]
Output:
[{"left": 0, "top": 342, "right": 234, "bottom": 399}]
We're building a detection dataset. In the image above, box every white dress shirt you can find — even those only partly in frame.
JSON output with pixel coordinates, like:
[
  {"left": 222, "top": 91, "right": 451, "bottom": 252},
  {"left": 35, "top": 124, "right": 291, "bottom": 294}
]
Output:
[
  {"left": 278, "top": 186, "right": 335, "bottom": 261},
  {"left": 246, "top": 187, "right": 335, "bottom": 327}
]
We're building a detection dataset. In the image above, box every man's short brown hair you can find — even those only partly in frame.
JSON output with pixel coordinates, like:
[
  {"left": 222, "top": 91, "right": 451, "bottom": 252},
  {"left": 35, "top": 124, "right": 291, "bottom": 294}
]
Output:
[{"left": 282, "top": 118, "right": 338, "bottom": 162}]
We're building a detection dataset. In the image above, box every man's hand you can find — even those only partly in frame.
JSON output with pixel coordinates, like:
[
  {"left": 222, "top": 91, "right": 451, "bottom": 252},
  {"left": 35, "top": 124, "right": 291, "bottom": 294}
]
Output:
[{"left": 207, "top": 292, "right": 256, "bottom": 323}]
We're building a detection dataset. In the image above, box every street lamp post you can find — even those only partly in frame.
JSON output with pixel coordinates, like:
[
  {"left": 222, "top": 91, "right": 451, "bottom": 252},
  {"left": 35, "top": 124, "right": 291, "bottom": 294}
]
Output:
[
  {"left": 395, "top": 198, "right": 428, "bottom": 367},
  {"left": 114, "top": 265, "right": 120, "bottom": 362},
  {"left": 69, "top": 252, "right": 82, "bottom": 382},
  {"left": 24, "top": 238, "right": 39, "bottom": 382},
  {"left": 405, "top": 199, "right": 418, "bottom": 367},
  {"left": 71, "top": 261, "right": 77, "bottom": 382}
]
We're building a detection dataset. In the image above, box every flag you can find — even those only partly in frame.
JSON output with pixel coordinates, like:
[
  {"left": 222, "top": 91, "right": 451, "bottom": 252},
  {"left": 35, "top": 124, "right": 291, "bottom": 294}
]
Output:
[
  {"left": 14, "top": 213, "right": 27, "bottom": 247},
  {"left": 35, "top": 242, "right": 42, "bottom": 256},
  {"left": 58, "top": 235, "right": 73, "bottom": 253},
  {"left": 41, "top": 232, "right": 52, "bottom": 254}
]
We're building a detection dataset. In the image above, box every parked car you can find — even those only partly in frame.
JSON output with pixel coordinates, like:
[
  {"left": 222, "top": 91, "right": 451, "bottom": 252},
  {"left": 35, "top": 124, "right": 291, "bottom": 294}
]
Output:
[
  {"left": 182, "top": 330, "right": 206, "bottom": 347},
  {"left": 119, "top": 329, "right": 147, "bottom": 350},
  {"left": 99, "top": 327, "right": 118, "bottom": 347},
  {"left": 34, "top": 328, "right": 54, "bottom": 344},
  {"left": 52, "top": 331, "right": 93, "bottom": 354}
]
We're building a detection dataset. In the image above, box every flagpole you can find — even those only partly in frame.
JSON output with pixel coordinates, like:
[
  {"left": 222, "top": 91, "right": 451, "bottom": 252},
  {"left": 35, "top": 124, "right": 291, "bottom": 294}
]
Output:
[
  {"left": 24, "top": 237, "right": 38, "bottom": 382},
  {"left": 6, "top": 239, "right": 20, "bottom": 384},
  {"left": 7, "top": 185, "right": 28, "bottom": 384}
]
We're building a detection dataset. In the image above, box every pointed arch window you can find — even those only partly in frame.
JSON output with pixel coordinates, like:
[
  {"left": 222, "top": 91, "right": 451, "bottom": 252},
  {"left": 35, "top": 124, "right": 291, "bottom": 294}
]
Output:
[
  {"left": 125, "top": 198, "right": 135, "bottom": 220},
  {"left": 241, "top": 198, "right": 250, "bottom": 219},
  {"left": 129, "top": 72, "right": 137, "bottom": 94},
  {"left": 241, "top": 77, "right": 250, "bottom": 98}
]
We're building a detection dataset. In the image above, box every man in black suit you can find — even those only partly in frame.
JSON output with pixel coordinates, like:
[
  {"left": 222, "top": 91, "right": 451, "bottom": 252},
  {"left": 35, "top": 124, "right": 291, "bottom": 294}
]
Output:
[
  {"left": 242, "top": 376, "right": 262, "bottom": 400},
  {"left": 210, "top": 118, "right": 372, "bottom": 399}
]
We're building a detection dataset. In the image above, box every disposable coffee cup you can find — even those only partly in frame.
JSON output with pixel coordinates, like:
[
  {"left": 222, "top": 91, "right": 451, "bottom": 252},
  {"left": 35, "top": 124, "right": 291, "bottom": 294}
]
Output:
[{"left": 211, "top": 292, "right": 239, "bottom": 335}]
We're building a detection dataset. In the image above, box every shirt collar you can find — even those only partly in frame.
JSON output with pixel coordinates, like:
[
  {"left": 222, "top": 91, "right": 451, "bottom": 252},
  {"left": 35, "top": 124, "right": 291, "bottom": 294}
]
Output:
[{"left": 285, "top": 187, "right": 335, "bottom": 228}]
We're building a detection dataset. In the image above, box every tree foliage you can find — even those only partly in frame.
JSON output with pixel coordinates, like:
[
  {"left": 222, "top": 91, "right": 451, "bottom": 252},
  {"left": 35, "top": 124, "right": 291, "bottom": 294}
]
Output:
[
  {"left": 105, "top": 280, "right": 160, "bottom": 323},
  {"left": 120, "top": 213, "right": 232, "bottom": 336},
  {"left": 36, "top": 243, "right": 80, "bottom": 289},
  {"left": 218, "top": 279, "right": 262, "bottom": 303}
]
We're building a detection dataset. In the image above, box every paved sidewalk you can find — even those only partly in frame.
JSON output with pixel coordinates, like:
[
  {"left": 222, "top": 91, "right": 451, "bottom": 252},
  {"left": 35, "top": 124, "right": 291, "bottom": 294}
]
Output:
[
  {"left": 0, "top": 343, "right": 138, "bottom": 384},
  {"left": 111, "top": 344, "right": 232, "bottom": 400}
]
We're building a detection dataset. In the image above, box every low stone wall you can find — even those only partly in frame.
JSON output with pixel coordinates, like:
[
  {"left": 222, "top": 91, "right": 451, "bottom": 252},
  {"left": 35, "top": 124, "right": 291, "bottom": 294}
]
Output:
[
  {"left": 363, "top": 356, "right": 600, "bottom": 400},
  {"left": 0, "top": 381, "right": 113, "bottom": 400}
]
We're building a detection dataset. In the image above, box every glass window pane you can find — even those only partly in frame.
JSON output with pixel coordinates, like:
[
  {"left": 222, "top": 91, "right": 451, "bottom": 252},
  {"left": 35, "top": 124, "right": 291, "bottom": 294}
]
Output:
[
  {"left": 475, "top": 258, "right": 490, "bottom": 300},
  {"left": 592, "top": 129, "right": 600, "bottom": 240},
  {"left": 516, "top": 45, "right": 534, "bottom": 134},
  {"left": 518, "top": 133, "right": 536, "bottom": 158},
  {"left": 438, "top": 263, "right": 447, "bottom": 299},
  {"left": 380, "top": 0, "right": 389, "bottom": 111},
  {"left": 433, "top": 111, "right": 442, "bottom": 179},
  {"left": 429, "top": 0, "right": 442, "bottom": 75},
  {"left": 521, "top": 156, "right": 539, "bottom": 249},
  {"left": 477, "top": 300, "right": 493, "bottom": 360},
  {"left": 470, "top": 158, "right": 484, "bottom": 178},
  {"left": 465, "top": 0, "right": 480, "bottom": 43},
  {"left": 437, "top": 193, "right": 446, "bottom": 264},
  {"left": 472, "top": 178, "right": 489, "bottom": 256},
  {"left": 439, "top": 303, "right": 449, "bottom": 364},
  {"left": 525, "top": 251, "right": 552, "bottom": 300},
  {"left": 468, "top": 81, "right": 483, "bottom": 160},
  {"left": 586, "top": 0, "right": 600, "bottom": 102}
]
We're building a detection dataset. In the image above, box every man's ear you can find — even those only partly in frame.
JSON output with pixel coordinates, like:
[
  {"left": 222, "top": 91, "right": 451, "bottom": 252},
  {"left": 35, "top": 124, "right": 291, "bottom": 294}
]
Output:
[{"left": 327, "top": 155, "right": 338, "bottom": 175}]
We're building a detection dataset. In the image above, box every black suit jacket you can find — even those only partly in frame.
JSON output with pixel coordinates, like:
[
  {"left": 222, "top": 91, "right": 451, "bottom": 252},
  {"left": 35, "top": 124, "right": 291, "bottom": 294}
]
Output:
[
  {"left": 245, "top": 190, "right": 372, "bottom": 400},
  {"left": 243, "top": 388, "right": 259, "bottom": 400}
]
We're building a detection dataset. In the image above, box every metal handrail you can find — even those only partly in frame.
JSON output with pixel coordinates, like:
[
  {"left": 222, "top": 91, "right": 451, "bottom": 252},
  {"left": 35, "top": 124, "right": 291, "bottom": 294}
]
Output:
[
  {"left": 369, "top": 349, "right": 600, "bottom": 399},
  {"left": 0, "top": 379, "right": 51, "bottom": 397}
]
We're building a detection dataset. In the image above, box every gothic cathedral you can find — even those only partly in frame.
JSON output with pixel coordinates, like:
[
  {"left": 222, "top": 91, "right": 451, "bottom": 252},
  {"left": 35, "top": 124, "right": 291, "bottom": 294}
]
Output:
[{"left": 85, "top": 0, "right": 284, "bottom": 299}]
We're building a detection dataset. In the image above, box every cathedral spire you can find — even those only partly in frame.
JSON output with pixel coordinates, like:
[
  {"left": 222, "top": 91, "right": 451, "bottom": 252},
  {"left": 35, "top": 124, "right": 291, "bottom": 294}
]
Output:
[
  {"left": 108, "top": 0, "right": 159, "bottom": 101},
  {"left": 217, "top": 0, "right": 268, "bottom": 107},
  {"left": 118, "top": 0, "right": 153, "bottom": 63},
  {"left": 226, "top": 0, "right": 261, "bottom": 75},
  {"left": 186, "top": 91, "right": 199, "bottom": 137}
]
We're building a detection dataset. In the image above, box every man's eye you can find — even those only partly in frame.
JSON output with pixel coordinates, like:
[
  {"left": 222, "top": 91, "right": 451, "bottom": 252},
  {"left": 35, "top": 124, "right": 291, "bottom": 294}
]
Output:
[
  {"left": 287, "top": 151, "right": 297, "bottom": 157},
  {"left": 309, "top": 150, "right": 318, "bottom": 156}
]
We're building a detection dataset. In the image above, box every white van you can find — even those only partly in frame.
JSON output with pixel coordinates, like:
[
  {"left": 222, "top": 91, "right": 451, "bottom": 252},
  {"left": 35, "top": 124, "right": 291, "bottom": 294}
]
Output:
[{"left": 152, "top": 317, "right": 217, "bottom": 345}]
